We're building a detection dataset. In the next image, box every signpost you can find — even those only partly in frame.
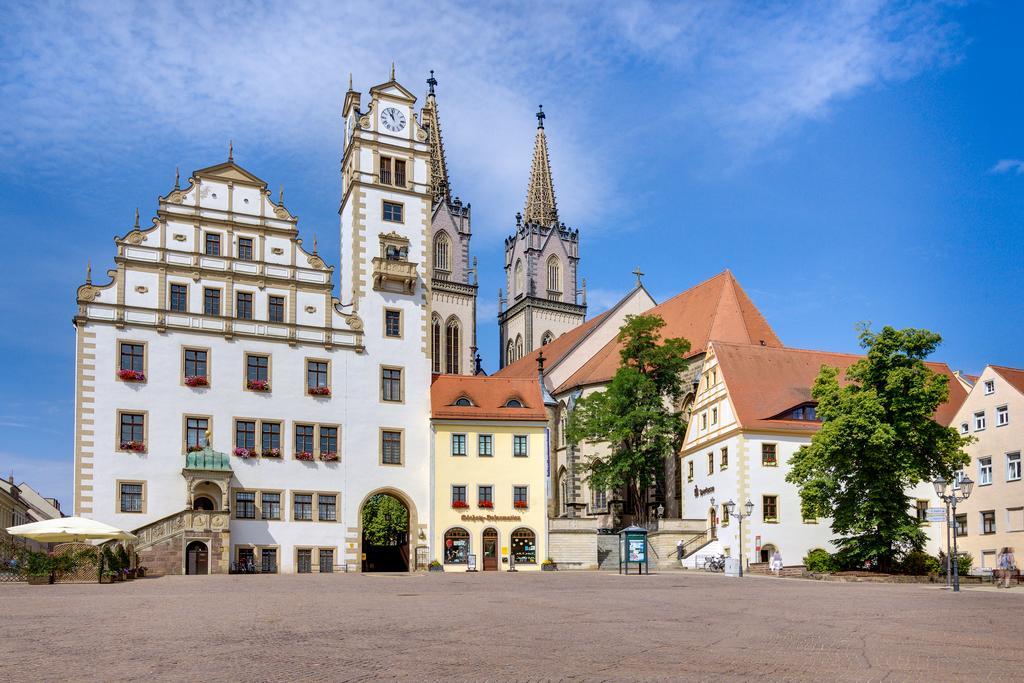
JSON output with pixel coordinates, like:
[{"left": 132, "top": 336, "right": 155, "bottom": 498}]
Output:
[
  {"left": 925, "top": 507, "right": 946, "bottom": 523},
  {"left": 467, "top": 554, "right": 477, "bottom": 572},
  {"left": 618, "top": 525, "right": 650, "bottom": 575}
]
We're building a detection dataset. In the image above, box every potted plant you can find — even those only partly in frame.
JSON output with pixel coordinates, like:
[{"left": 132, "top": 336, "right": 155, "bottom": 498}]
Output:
[
  {"left": 246, "top": 379, "right": 270, "bottom": 392},
  {"left": 233, "top": 447, "right": 256, "bottom": 458},
  {"left": 321, "top": 451, "right": 339, "bottom": 462},
  {"left": 452, "top": 500, "right": 469, "bottom": 509},
  {"left": 478, "top": 500, "right": 494, "bottom": 509},
  {"left": 120, "top": 440, "right": 146, "bottom": 453},
  {"left": 25, "top": 551, "right": 54, "bottom": 585},
  {"left": 296, "top": 451, "right": 314, "bottom": 461},
  {"left": 542, "top": 558, "right": 558, "bottom": 571},
  {"left": 262, "top": 447, "right": 281, "bottom": 458},
  {"left": 428, "top": 560, "right": 444, "bottom": 572},
  {"left": 514, "top": 500, "right": 528, "bottom": 510},
  {"left": 117, "top": 369, "right": 146, "bottom": 382},
  {"left": 184, "top": 375, "right": 209, "bottom": 387},
  {"left": 308, "top": 386, "right": 331, "bottom": 396}
]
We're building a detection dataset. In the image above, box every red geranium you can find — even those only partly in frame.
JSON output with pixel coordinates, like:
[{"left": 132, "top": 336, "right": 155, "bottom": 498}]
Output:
[
  {"left": 514, "top": 500, "right": 528, "bottom": 509},
  {"left": 185, "top": 375, "right": 209, "bottom": 387},
  {"left": 478, "top": 501, "right": 494, "bottom": 509},
  {"left": 308, "top": 386, "right": 331, "bottom": 396},
  {"left": 296, "top": 451, "right": 314, "bottom": 461},
  {"left": 452, "top": 500, "right": 469, "bottom": 509},
  {"left": 247, "top": 379, "right": 270, "bottom": 392},
  {"left": 120, "top": 440, "right": 146, "bottom": 453},
  {"left": 321, "top": 451, "right": 339, "bottom": 462},
  {"left": 117, "top": 369, "right": 145, "bottom": 382}
]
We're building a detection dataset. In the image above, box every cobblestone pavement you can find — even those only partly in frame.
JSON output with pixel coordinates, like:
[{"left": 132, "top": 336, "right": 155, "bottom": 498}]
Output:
[{"left": 3, "top": 570, "right": 1021, "bottom": 682}]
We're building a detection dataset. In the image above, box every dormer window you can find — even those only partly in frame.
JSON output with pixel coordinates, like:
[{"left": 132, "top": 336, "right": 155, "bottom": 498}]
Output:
[
  {"left": 505, "top": 398, "right": 524, "bottom": 408},
  {"left": 789, "top": 405, "right": 817, "bottom": 421},
  {"left": 453, "top": 397, "right": 473, "bottom": 407}
]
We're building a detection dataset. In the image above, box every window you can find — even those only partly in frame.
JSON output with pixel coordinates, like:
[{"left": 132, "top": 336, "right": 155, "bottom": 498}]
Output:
[
  {"left": 293, "top": 494, "right": 313, "bottom": 521},
  {"left": 237, "top": 237, "right": 254, "bottom": 261},
  {"left": 721, "top": 503, "right": 730, "bottom": 526},
  {"left": 383, "top": 201, "right": 403, "bottom": 223},
  {"left": 268, "top": 295, "right": 284, "bottom": 323},
  {"left": 763, "top": 495, "right": 778, "bottom": 522},
  {"left": 379, "top": 157, "right": 405, "bottom": 186},
  {"left": 762, "top": 443, "right": 778, "bottom": 467},
  {"left": 235, "top": 420, "right": 256, "bottom": 451},
  {"left": 205, "top": 233, "right": 221, "bottom": 256},
  {"left": 320, "top": 426, "right": 338, "bottom": 458},
  {"left": 235, "top": 491, "right": 256, "bottom": 519},
  {"left": 996, "top": 405, "right": 1009, "bottom": 427},
  {"left": 261, "top": 492, "right": 281, "bottom": 520},
  {"left": 707, "top": 452, "right": 714, "bottom": 474},
  {"left": 505, "top": 398, "right": 523, "bottom": 408},
  {"left": 541, "top": 331, "right": 553, "bottom": 346},
  {"left": 454, "top": 397, "right": 473, "bottom": 407},
  {"left": 981, "top": 510, "right": 996, "bottom": 534},
  {"left": 478, "top": 434, "right": 493, "bottom": 457},
  {"left": 295, "top": 424, "right": 314, "bottom": 456},
  {"left": 203, "top": 288, "right": 221, "bottom": 316},
  {"left": 513, "top": 486, "right": 528, "bottom": 508},
  {"left": 720, "top": 447, "right": 728, "bottom": 470},
  {"left": 385, "top": 309, "right": 401, "bottom": 338},
  {"left": 381, "top": 430, "right": 402, "bottom": 465},
  {"left": 394, "top": 159, "right": 406, "bottom": 186},
  {"left": 546, "top": 256, "right": 561, "bottom": 295},
  {"left": 319, "top": 549, "right": 334, "bottom": 573},
  {"left": 381, "top": 367, "right": 402, "bottom": 402},
  {"left": 1008, "top": 507, "right": 1024, "bottom": 532},
  {"left": 515, "top": 335, "right": 523, "bottom": 361},
  {"left": 246, "top": 354, "right": 269, "bottom": 383},
  {"left": 514, "top": 260, "right": 524, "bottom": 297},
  {"left": 170, "top": 284, "right": 188, "bottom": 312},
  {"left": 451, "top": 434, "right": 467, "bottom": 457},
  {"left": 592, "top": 489, "right": 607, "bottom": 513},
  {"left": 478, "top": 485, "right": 493, "bottom": 506},
  {"left": 184, "top": 348, "right": 208, "bottom": 381},
  {"left": 451, "top": 485, "right": 467, "bottom": 506},
  {"left": 307, "top": 360, "right": 329, "bottom": 393},
  {"left": 119, "top": 482, "right": 143, "bottom": 513},
  {"left": 979, "top": 457, "right": 992, "bottom": 486},
  {"left": 513, "top": 435, "right": 528, "bottom": 457},
  {"left": 318, "top": 494, "right": 337, "bottom": 521},
  {"left": 119, "top": 412, "right": 145, "bottom": 449},
  {"left": 954, "top": 513, "right": 967, "bottom": 537},
  {"left": 960, "top": 422, "right": 969, "bottom": 435},
  {"left": 434, "top": 233, "right": 450, "bottom": 273},
  {"left": 236, "top": 292, "right": 253, "bottom": 320},
  {"left": 1008, "top": 452, "right": 1022, "bottom": 482},
  {"left": 974, "top": 410, "right": 986, "bottom": 431},
  {"left": 297, "top": 549, "right": 312, "bottom": 574},
  {"left": 443, "top": 528, "right": 469, "bottom": 564},
  {"left": 505, "top": 339, "right": 515, "bottom": 365},
  {"left": 711, "top": 407, "right": 718, "bottom": 425},
  {"left": 789, "top": 405, "right": 818, "bottom": 421},
  {"left": 119, "top": 342, "right": 144, "bottom": 373},
  {"left": 915, "top": 499, "right": 928, "bottom": 522},
  {"left": 511, "top": 528, "right": 536, "bottom": 564},
  {"left": 186, "top": 417, "right": 209, "bottom": 451},
  {"left": 379, "top": 156, "right": 392, "bottom": 185},
  {"left": 984, "top": 379, "right": 995, "bottom": 395},
  {"left": 700, "top": 412, "right": 707, "bottom": 430},
  {"left": 261, "top": 548, "right": 277, "bottom": 573},
  {"left": 237, "top": 547, "right": 255, "bottom": 570},
  {"left": 261, "top": 422, "right": 281, "bottom": 454},
  {"left": 431, "top": 315, "right": 442, "bottom": 372},
  {"left": 445, "top": 318, "right": 460, "bottom": 374},
  {"left": 687, "top": 460, "right": 694, "bottom": 482}
]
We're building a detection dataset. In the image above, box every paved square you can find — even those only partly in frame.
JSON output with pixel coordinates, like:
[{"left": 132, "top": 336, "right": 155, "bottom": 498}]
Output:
[{"left": 2, "top": 571, "right": 1020, "bottom": 681}]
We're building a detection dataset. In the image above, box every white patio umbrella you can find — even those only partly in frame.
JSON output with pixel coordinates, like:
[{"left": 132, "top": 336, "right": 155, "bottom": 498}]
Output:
[{"left": 5, "top": 516, "right": 136, "bottom": 544}]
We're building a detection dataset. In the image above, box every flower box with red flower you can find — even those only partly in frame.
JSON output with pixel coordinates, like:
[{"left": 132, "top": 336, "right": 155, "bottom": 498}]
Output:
[
  {"left": 246, "top": 379, "right": 270, "bottom": 392},
  {"left": 478, "top": 501, "right": 494, "bottom": 509},
  {"left": 308, "top": 386, "right": 331, "bottom": 397},
  {"left": 320, "top": 451, "right": 339, "bottom": 462},
  {"left": 120, "top": 441, "right": 146, "bottom": 453},
  {"left": 514, "top": 500, "right": 529, "bottom": 509},
  {"left": 117, "top": 369, "right": 146, "bottom": 382},
  {"left": 295, "top": 451, "right": 314, "bottom": 461},
  {"left": 184, "top": 375, "right": 209, "bottom": 388},
  {"left": 262, "top": 448, "right": 281, "bottom": 458},
  {"left": 186, "top": 444, "right": 205, "bottom": 453},
  {"left": 233, "top": 447, "right": 256, "bottom": 458},
  {"left": 451, "top": 500, "right": 469, "bottom": 509}
]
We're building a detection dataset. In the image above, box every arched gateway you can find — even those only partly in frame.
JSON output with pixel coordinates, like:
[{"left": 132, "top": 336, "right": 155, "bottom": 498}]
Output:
[{"left": 359, "top": 489, "right": 418, "bottom": 572}]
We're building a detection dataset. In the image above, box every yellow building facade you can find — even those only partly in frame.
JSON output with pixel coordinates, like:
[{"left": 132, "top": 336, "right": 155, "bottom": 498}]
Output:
[{"left": 431, "top": 375, "right": 548, "bottom": 571}]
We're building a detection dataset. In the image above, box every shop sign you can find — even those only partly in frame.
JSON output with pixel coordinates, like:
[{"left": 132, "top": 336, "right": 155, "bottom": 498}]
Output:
[
  {"left": 694, "top": 485, "right": 715, "bottom": 498},
  {"left": 460, "top": 514, "right": 522, "bottom": 522}
]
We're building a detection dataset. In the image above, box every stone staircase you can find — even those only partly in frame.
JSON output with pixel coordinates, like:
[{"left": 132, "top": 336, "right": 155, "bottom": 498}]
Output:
[{"left": 133, "top": 509, "right": 230, "bottom": 575}]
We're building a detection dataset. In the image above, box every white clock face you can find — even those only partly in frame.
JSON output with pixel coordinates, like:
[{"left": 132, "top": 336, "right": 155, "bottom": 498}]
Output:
[{"left": 380, "top": 107, "right": 406, "bottom": 133}]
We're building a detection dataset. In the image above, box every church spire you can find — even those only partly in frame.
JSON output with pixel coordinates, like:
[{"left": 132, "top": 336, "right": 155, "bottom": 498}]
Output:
[
  {"left": 422, "top": 70, "right": 451, "bottom": 206},
  {"left": 522, "top": 105, "right": 558, "bottom": 226}
]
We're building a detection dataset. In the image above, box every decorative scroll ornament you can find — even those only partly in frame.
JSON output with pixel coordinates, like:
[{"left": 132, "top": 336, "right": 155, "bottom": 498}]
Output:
[
  {"left": 346, "top": 314, "right": 364, "bottom": 331},
  {"left": 126, "top": 231, "right": 145, "bottom": 245},
  {"left": 173, "top": 234, "right": 187, "bottom": 242},
  {"left": 305, "top": 305, "right": 317, "bottom": 314},
  {"left": 78, "top": 285, "right": 99, "bottom": 302},
  {"left": 307, "top": 255, "right": 325, "bottom": 269}
]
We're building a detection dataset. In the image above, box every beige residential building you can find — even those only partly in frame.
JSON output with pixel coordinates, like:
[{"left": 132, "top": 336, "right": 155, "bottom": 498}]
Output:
[{"left": 948, "top": 365, "right": 1024, "bottom": 573}]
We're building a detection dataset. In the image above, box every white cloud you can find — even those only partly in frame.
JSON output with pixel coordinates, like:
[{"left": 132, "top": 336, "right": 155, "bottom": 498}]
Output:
[{"left": 990, "top": 159, "right": 1024, "bottom": 175}]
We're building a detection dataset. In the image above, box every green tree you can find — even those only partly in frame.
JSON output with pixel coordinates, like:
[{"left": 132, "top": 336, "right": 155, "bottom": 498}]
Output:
[
  {"left": 786, "top": 325, "right": 970, "bottom": 572},
  {"left": 566, "top": 314, "right": 690, "bottom": 524},
  {"left": 361, "top": 494, "right": 409, "bottom": 546}
]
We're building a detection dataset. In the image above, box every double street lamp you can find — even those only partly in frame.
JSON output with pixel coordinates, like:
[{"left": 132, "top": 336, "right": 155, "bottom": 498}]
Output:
[
  {"left": 933, "top": 474, "right": 974, "bottom": 592},
  {"left": 725, "top": 498, "right": 755, "bottom": 577}
]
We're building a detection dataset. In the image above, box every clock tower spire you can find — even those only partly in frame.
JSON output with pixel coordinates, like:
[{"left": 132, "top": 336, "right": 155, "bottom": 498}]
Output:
[{"left": 522, "top": 105, "right": 558, "bottom": 227}]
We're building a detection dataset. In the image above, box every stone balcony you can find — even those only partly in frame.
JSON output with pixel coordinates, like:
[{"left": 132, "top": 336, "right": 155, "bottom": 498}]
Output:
[{"left": 372, "top": 257, "right": 418, "bottom": 294}]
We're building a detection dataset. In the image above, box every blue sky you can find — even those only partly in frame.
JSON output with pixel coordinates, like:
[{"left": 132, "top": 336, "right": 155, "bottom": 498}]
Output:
[{"left": 1, "top": 1, "right": 1022, "bottom": 506}]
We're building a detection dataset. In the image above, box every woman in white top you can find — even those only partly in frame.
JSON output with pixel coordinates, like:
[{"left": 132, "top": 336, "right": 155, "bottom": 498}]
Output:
[{"left": 770, "top": 550, "right": 784, "bottom": 576}]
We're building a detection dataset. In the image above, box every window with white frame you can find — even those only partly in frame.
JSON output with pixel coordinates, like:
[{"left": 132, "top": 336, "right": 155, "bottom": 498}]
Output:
[
  {"left": 984, "top": 379, "right": 995, "bottom": 395},
  {"left": 960, "top": 422, "right": 969, "bottom": 434},
  {"left": 979, "top": 457, "right": 992, "bottom": 485},
  {"left": 451, "top": 433, "right": 467, "bottom": 457},
  {"left": 974, "top": 410, "right": 986, "bottom": 431},
  {"left": 996, "top": 405, "right": 1009, "bottom": 427},
  {"left": 1007, "top": 452, "right": 1021, "bottom": 482}
]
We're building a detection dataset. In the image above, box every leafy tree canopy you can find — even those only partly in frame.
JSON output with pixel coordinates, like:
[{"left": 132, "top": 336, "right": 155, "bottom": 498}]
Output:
[
  {"left": 361, "top": 494, "right": 409, "bottom": 546},
  {"left": 566, "top": 314, "right": 690, "bottom": 523},
  {"left": 786, "top": 325, "right": 970, "bottom": 571}
]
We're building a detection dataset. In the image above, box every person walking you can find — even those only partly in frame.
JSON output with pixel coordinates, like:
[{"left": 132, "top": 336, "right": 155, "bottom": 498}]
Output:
[
  {"left": 677, "top": 539, "right": 684, "bottom": 562},
  {"left": 997, "top": 547, "right": 1016, "bottom": 588},
  {"left": 770, "top": 550, "right": 784, "bottom": 577}
]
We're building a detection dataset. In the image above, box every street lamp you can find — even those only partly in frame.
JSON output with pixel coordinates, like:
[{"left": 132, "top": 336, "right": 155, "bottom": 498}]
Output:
[
  {"left": 725, "top": 498, "right": 755, "bottom": 577},
  {"left": 933, "top": 474, "right": 974, "bottom": 592}
]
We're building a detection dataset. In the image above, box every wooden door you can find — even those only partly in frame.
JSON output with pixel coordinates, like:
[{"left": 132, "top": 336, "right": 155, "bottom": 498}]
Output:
[
  {"left": 482, "top": 529, "right": 498, "bottom": 571},
  {"left": 186, "top": 541, "right": 208, "bottom": 575}
]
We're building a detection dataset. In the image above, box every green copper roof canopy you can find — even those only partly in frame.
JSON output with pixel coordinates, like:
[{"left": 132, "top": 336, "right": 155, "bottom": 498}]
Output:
[{"left": 184, "top": 446, "right": 232, "bottom": 472}]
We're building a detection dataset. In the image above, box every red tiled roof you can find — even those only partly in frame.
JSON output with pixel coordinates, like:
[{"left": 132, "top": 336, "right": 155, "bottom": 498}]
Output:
[
  {"left": 991, "top": 365, "right": 1024, "bottom": 397},
  {"left": 430, "top": 375, "right": 547, "bottom": 421},
  {"left": 555, "top": 270, "right": 782, "bottom": 393},
  {"left": 494, "top": 308, "right": 613, "bottom": 379},
  {"left": 713, "top": 341, "right": 968, "bottom": 432}
]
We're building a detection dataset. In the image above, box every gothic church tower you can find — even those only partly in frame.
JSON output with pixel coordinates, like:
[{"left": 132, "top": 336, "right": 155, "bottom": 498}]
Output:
[{"left": 498, "top": 107, "right": 585, "bottom": 368}]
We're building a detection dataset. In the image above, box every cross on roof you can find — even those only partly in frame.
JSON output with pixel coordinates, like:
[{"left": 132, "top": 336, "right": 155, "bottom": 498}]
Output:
[{"left": 633, "top": 266, "right": 644, "bottom": 286}]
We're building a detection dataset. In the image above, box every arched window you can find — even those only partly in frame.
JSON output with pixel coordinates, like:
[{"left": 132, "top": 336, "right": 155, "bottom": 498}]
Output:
[
  {"left": 514, "top": 334, "right": 523, "bottom": 361},
  {"left": 510, "top": 528, "right": 537, "bottom": 564},
  {"left": 434, "top": 233, "right": 451, "bottom": 274},
  {"left": 506, "top": 339, "right": 515, "bottom": 365},
  {"left": 558, "top": 402, "right": 567, "bottom": 446},
  {"left": 541, "top": 331, "right": 554, "bottom": 346},
  {"left": 514, "top": 259, "right": 524, "bottom": 297},
  {"left": 504, "top": 398, "right": 524, "bottom": 408},
  {"left": 443, "top": 527, "right": 470, "bottom": 564},
  {"left": 445, "top": 317, "right": 461, "bottom": 374},
  {"left": 453, "top": 396, "right": 473, "bottom": 407},
  {"left": 431, "top": 315, "right": 442, "bottom": 374},
  {"left": 557, "top": 470, "right": 568, "bottom": 516},
  {"left": 546, "top": 256, "right": 561, "bottom": 294}
]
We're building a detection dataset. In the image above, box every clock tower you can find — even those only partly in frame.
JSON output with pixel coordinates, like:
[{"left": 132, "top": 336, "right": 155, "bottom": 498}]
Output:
[{"left": 497, "top": 107, "right": 586, "bottom": 368}]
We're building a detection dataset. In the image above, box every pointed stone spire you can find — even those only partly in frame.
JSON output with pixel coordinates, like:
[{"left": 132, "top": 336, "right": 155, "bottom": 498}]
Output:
[
  {"left": 174, "top": 166, "right": 180, "bottom": 190},
  {"left": 422, "top": 70, "right": 451, "bottom": 206},
  {"left": 390, "top": 62, "right": 395, "bottom": 80},
  {"left": 134, "top": 208, "right": 140, "bottom": 229},
  {"left": 522, "top": 105, "right": 558, "bottom": 226},
  {"left": 86, "top": 260, "right": 92, "bottom": 285},
  {"left": 228, "top": 140, "right": 234, "bottom": 162}
]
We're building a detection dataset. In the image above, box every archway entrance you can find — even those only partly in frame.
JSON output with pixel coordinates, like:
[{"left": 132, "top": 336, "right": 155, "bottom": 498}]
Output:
[
  {"left": 482, "top": 528, "right": 499, "bottom": 571},
  {"left": 361, "top": 493, "right": 409, "bottom": 572},
  {"left": 193, "top": 496, "right": 215, "bottom": 511},
  {"left": 760, "top": 544, "right": 777, "bottom": 563},
  {"left": 185, "top": 541, "right": 208, "bottom": 575}
]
